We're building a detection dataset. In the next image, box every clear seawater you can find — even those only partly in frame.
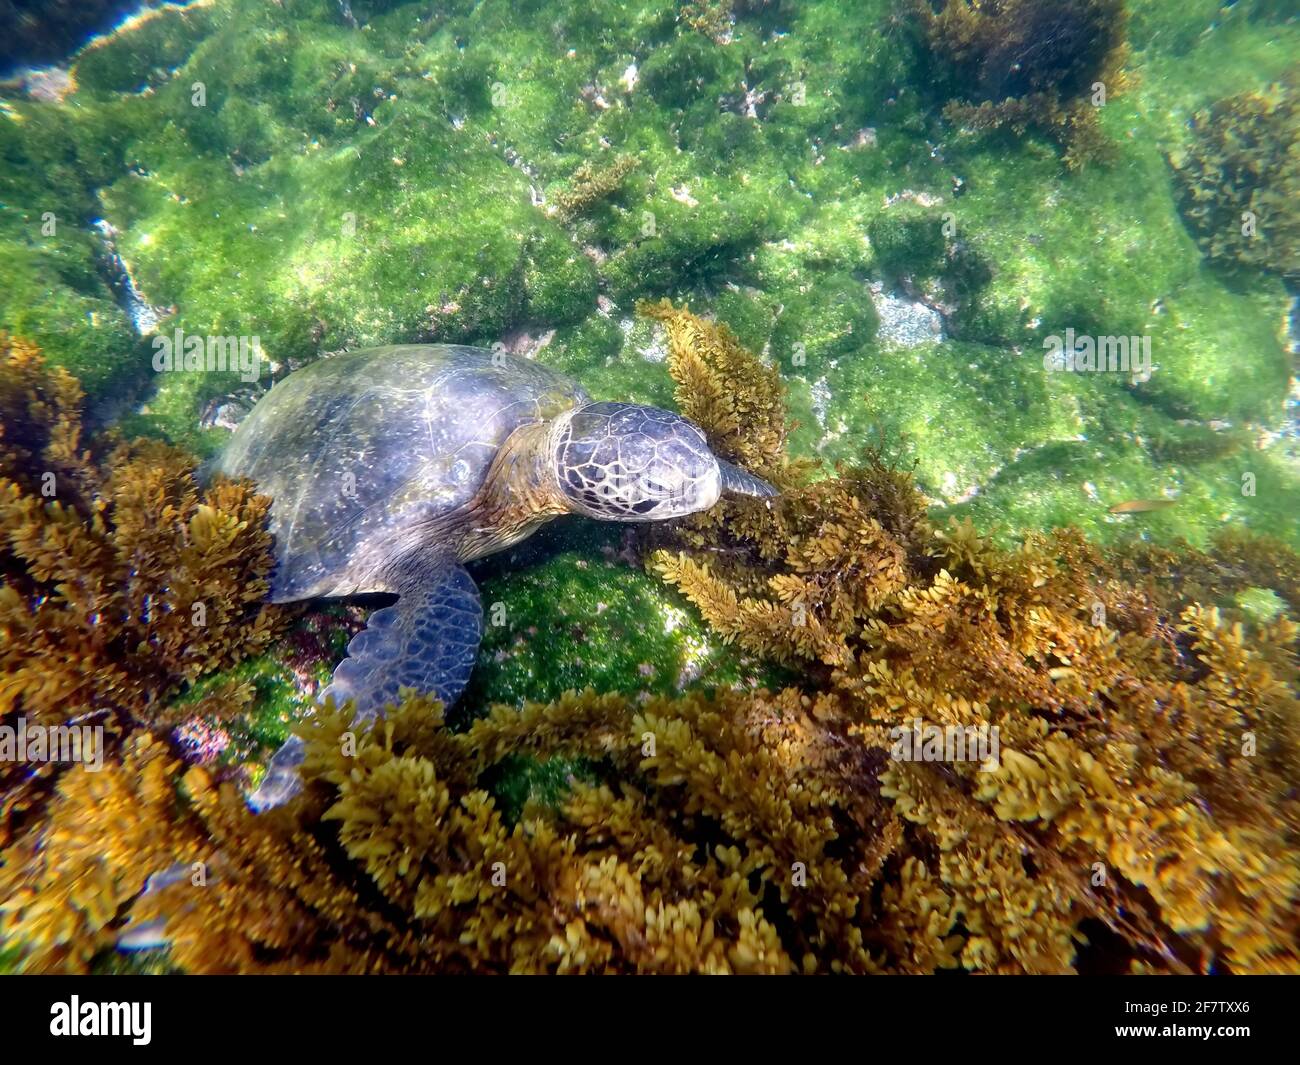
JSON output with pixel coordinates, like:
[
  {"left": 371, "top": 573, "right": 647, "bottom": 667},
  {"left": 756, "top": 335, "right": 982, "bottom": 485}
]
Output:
[{"left": 0, "top": 0, "right": 1297, "bottom": 983}]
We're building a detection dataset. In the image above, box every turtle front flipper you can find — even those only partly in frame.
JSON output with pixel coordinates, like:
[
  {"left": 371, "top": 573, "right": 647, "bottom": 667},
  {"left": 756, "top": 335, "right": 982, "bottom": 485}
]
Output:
[{"left": 249, "top": 556, "right": 483, "bottom": 811}]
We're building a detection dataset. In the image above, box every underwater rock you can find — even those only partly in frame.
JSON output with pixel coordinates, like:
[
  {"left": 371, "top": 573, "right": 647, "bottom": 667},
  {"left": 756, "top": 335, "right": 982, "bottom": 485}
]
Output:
[
  {"left": 870, "top": 282, "right": 946, "bottom": 348},
  {"left": 913, "top": 0, "right": 1129, "bottom": 169},
  {"left": 0, "top": 1, "right": 189, "bottom": 74},
  {"left": 0, "top": 0, "right": 1281, "bottom": 551}
]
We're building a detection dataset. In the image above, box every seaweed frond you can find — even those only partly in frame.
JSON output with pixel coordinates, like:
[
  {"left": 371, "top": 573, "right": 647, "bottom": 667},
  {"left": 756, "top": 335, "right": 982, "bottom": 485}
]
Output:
[
  {"left": 1169, "top": 81, "right": 1300, "bottom": 278},
  {"left": 680, "top": 1, "right": 735, "bottom": 44},
  {"left": 636, "top": 310, "right": 1299, "bottom": 973},
  {"left": 636, "top": 298, "right": 802, "bottom": 486},
  {"left": 914, "top": 0, "right": 1130, "bottom": 169},
  {"left": 5, "top": 689, "right": 901, "bottom": 973},
  {"left": 0, "top": 337, "right": 286, "bottom": 843},
  {"left": 552, "top": 154, "right": 637, "bottom": 223},
  {"left": 0, "top": 733, "right": 210, "bottom": 971}
]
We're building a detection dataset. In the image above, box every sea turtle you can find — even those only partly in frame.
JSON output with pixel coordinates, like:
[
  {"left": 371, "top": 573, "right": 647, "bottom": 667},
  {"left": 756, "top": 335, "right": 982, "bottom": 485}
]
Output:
[{"left": 215, "top": 344, "right": 776, "bottom": 810}]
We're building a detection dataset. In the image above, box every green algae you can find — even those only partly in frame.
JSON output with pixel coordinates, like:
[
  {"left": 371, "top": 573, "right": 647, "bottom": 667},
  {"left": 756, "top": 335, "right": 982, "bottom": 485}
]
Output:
[
  {"left": 807, "top": 338, "right": 1087, "bottom": 504},
  {"left": 0, "top": 103, "right": 144, "bottom": 399},
  {"left": 1234, "top": 585, "right": 1289, "bottom": 625},
  {"left": 0, "top": 0, "right": 1294, "bottom": 552},
  {"left": 462, "top": 520, "right": 783, "bottom": 715},
  {"left": 951, "top": 434, "right": 1299, "bottom": 551},
  {"left": 481, "top": 754, "right": 600, "bottom": 825},
  {"left": 459, "top": 521, "right": 790, "bottom": 811}
]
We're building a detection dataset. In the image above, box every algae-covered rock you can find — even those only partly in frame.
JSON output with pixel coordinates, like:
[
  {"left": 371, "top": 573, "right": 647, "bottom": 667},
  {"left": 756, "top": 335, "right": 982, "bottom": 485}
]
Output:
[
  {"left": 70, "top": 2, "right": 217, "bottom": 95},
  {"left": 0, "top": 103, "right": 144, "bottom": 398},
  {"left": 0, "top": 0, "right": 1295, "bottom": 542},
  {"left": 951, "top": 428, "right": 1300, "bottom": 551},
  {"left": 464, "top": 524, "right": 778, "bottom": 714},
  {"left": 810, "top": 337, "right": 1086, "bottom": 504},
  {"left": 770, "top": 274, "right": 879, "bottom": 365},
  {"left": 868, "top": 204, "right": 948, "bottom": 283},
  {"left": 1141, "top": 273, "right": 1291, "bottom": 423}
]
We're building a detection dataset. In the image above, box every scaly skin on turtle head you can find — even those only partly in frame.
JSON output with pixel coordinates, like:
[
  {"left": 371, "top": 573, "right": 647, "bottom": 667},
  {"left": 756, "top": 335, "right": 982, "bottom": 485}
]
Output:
[{"left": 549, "top": 401, "right": 775, "bottom": 522}]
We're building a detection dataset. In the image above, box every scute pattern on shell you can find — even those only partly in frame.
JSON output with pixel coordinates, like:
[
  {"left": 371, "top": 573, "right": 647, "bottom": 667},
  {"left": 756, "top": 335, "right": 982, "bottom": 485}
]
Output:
[{"left": 215, "top": 345, "right": 590, "bottom": 602}]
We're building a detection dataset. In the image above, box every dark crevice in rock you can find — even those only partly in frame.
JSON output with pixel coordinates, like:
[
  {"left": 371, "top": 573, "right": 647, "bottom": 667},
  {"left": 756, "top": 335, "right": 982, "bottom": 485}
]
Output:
[{"left": 0, "top": 0, "right": 192, "bottom": 75}]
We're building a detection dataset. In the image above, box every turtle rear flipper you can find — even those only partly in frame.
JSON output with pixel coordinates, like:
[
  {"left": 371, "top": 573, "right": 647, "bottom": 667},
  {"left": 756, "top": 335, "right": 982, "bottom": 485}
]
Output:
[{"left": 249, "top": 556, "right": 483, "bottom": 811}]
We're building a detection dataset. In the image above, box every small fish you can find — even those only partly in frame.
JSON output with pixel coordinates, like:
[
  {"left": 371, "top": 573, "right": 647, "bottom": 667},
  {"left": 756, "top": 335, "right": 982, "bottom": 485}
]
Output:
[{"left": 1108, "top": 499, "right": 1177, "bottom": 514}]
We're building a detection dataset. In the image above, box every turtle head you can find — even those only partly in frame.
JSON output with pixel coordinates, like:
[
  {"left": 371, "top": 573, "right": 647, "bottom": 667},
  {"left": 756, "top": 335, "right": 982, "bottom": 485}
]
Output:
[{"left": 551, "top": 402, "right": 774, "bottom": 522}]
